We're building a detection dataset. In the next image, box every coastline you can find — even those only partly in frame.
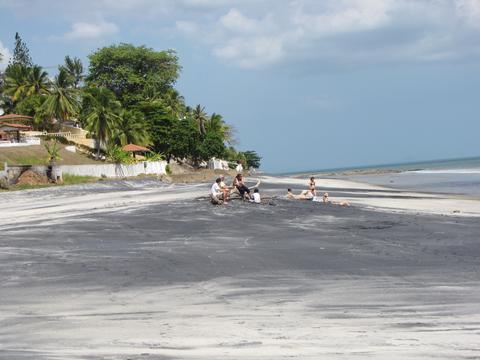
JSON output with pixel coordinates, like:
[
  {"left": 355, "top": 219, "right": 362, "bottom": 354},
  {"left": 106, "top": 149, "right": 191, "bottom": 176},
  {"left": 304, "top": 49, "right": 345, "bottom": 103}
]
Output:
[
  {"left": 2, "top": 173, "right": 480, "bottom": 232},
  {"left": 0, "top": 173, "right": 480, "bottom": 228},
  {"left": 1, "top": 175, "right": 480, "bottom": 359}
]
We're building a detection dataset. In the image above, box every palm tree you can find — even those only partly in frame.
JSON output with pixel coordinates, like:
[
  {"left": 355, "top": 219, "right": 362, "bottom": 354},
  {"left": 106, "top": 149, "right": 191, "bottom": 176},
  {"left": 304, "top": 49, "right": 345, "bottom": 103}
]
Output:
[
  {"left": 163, "top": 88, "right": 185, "bottom": 119},
  {"left": 192, "top": 104, "right": 207, "bottom": 136},
  {"left": 26, "top": 65, "right": 50, "bottom": 96},
  {"left": 44, "top": 140, "right": 62, "bottom": 182},
  {"left": 59, "top": 56, "right": 84, "bottom": 88},
  {"left": 3, "top": 64, "right": 28, "bottom": 102},
  {"left": 3, "top": 64, "right": 49, "bottom": 102},
  {"left": 82, "top": 87, "right": 121, "bottom": 158},
  {"left": 207, "top": 113, "right": 234, "bottom": 144},
  {"left": 40, "top": 68, "right": 80, "bottom": 127},
  {"left": 114, "top": 110, "right": 150, "bottom": 146}
]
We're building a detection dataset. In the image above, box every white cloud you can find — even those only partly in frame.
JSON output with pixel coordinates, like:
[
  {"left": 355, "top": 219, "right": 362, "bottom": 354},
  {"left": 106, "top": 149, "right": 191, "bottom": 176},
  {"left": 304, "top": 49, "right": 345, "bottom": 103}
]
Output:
[
  {"left": 294, "top": 0, "right": 392, "bottom": 36},
  {"left": 173, "top": 0, "right": 480, "bottom": 69},
  {"left": 3, "top": 0, "right": 480, "bottom": 70},
  {"left": 63, "top": 19, "right": 119, "bottom": 40},
  {"left": 0, "top": 41, "right": 12, "bottom": 70},
  {"left": 214, "top": 36, "right": 284, "bottom": 68},
  {"left": 456, "top": 0, "right": 480, "bottom": 29},
  {"left": 219, "top": 8, "right": 263, "bottom": 33}
]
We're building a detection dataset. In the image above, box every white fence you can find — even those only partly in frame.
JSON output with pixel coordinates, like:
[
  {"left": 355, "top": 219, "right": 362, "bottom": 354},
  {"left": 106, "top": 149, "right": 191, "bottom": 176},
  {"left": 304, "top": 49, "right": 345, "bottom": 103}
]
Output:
[
  {"left": 0, "top": 137, "right": 41, "bottom": 147},
  {"left": 60, "top": 160, "right": 167, "bottom": 178}
]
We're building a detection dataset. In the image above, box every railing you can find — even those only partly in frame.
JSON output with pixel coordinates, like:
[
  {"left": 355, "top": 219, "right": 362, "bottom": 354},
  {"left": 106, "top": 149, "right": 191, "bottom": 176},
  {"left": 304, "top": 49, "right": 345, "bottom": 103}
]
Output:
[{"left": 21, "top": 131, "right": 96, "bottom": 149}]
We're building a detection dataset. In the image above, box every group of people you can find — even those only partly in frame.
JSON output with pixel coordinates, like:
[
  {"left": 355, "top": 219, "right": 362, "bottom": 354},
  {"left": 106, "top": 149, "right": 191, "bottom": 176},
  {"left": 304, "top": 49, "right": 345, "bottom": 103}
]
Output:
[
  {"left": 210, "top": 173, "right": 260, "bottom": 205},
  {"left": 287, "top": 176, "right": 349, "bottom": 206},
  {"left": 211, "top": 175, "right": 348, "bottom": 206}
]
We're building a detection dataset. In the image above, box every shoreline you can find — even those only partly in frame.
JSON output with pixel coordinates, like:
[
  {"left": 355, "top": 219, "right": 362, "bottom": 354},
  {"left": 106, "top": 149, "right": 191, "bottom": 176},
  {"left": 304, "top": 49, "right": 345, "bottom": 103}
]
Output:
[
  {"left": 1, "top": 175, "right": 479, "bottom": 359},
  {"left": 1, "top": 174, "right": 480, "bottom": 232}
]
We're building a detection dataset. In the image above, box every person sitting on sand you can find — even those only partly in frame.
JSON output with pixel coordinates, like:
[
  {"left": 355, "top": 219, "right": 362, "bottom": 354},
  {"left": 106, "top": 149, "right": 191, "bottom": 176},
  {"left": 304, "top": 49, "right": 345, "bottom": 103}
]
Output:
[
  {"left": 211, "top": 178, "right": 227, "bottom": 204},
  {"left": 219, "top": 175, "right": 231, "bottom": 201},
  {"left": 287, "top": 188, "right": 296, "bottom": 199},
  {"left": 251, "top": 188, "right": 261, "bottom": 203},
  {"left": 233, "top": 173, "right": 251, "bottom": 200}
]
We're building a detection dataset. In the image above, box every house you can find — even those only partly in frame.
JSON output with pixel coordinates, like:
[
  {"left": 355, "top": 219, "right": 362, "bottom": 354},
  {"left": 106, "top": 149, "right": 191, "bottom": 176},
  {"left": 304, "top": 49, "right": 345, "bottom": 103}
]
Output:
[{"left": 0, "top": 122, "right": 39, "bottom": 147}]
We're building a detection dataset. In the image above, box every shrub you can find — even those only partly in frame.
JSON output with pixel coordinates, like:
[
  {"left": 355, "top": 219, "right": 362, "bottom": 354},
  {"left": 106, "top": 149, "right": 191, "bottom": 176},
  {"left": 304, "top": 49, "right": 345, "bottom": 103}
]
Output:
[
  {"left": 105, "top": 144, "right": 135, "bottom": 164},
  {"left": 145, "top": 152, "right": 164, "bottom": 162}
]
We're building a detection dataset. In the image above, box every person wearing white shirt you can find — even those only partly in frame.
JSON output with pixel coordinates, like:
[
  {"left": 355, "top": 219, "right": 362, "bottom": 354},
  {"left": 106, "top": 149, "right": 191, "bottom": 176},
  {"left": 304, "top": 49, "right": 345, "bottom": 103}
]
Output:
[
  {"left": 252, "top": 188, "right": 261, "bottom": 203},
  {"left": 211, "top": 178, "right": 226, "bottom": 204}
]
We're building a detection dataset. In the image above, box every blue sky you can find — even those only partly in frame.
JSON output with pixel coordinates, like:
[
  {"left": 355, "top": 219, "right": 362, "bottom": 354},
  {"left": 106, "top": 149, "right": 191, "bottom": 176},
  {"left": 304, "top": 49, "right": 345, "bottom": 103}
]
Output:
[{"left": 1, "top": 0, "right": 480, "bottom": 172}]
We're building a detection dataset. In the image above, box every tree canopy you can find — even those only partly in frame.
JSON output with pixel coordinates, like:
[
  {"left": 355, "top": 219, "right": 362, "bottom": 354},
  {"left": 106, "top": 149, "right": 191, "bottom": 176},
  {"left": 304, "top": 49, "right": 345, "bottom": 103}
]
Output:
[
  {"left": 10, "top": 32, "right": 33, "bottom": 67},
  {"left": 86, "top": 43, "right": 181, "bottom": 107}
]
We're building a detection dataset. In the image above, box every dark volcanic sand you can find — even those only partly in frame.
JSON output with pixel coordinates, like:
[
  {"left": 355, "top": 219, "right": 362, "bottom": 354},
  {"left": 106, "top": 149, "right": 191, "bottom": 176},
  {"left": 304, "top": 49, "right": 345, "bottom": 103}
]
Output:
[{"left": 1, "top": 184, "right": 480, "bottom": 359}]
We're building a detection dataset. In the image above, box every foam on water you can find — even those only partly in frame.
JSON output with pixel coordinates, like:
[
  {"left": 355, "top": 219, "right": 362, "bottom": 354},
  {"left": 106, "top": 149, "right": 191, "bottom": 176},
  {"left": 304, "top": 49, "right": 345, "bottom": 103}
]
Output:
[{"left": 412, "top": 168, "right": 480, "bottom": 174}]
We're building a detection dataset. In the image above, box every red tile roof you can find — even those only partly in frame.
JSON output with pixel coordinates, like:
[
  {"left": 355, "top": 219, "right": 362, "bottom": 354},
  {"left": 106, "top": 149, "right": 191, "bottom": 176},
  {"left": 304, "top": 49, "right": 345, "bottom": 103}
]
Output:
[
  {"left": 123, "top": 144, "right": 150, "bottom": 152},
  {"left": 0, "top": 122, "right": 32, "bottom": 130},
  {"left": 0, "top": 114, "right": 33, "bottom": 121}
]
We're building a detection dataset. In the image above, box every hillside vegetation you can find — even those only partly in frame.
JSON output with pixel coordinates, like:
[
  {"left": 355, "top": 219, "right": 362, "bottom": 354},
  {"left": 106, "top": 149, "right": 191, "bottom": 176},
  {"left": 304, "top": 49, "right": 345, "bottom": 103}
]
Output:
[{"left": 0, "top": 143, "right": 103, "bottom": 166}]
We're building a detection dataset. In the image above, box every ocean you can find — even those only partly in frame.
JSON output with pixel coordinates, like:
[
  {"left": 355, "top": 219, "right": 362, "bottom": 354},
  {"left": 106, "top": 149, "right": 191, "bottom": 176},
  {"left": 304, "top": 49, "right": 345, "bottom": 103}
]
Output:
[{"left": 299, "top": 156, "right": 480, "bottom": 196}]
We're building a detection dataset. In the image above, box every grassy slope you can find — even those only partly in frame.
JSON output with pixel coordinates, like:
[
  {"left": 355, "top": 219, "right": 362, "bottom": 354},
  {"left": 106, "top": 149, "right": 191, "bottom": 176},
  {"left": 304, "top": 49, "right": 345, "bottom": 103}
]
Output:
[{"left": 0, "top": 143, "right": 103, "bottom": 166}]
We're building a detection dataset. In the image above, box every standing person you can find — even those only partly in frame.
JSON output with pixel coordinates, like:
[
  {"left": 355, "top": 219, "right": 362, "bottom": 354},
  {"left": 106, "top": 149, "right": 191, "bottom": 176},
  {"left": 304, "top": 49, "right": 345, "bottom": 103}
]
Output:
[
  {"left": 210, "top": 178, "right": 226, "bottom": 204},
  {"left": 235, "top": 161, "right": 243, "bottom": 173},
  {"left": 233, "top": 173, "right": 251, "bottom": 200},
  {"left": 309, "top": 176, "right": 316, "bottom": 196}
]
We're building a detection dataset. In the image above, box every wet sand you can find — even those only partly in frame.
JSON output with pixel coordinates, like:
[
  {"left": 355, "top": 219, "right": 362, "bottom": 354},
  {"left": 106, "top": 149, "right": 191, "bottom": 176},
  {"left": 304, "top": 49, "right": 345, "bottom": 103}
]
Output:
[{"left": 1, "top": 177, "right": 480, "bottom": 359}]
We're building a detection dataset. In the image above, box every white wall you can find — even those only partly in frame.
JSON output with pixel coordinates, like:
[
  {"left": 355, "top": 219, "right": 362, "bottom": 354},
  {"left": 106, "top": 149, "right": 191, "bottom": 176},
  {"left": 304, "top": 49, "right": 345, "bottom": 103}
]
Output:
[
  {"left": 0, "top": 138, "right": 40, "bottom": 147},
  {"left": 60, "top": 161, "right": 167, "bottom": 178},
  {"left": 208, "top": 158, "right": 230, "bottom": 170}
]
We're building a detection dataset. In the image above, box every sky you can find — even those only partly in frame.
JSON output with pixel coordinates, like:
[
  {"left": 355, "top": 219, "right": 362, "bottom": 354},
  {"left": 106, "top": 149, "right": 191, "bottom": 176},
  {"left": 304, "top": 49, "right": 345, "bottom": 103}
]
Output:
[{"left": 1, "top": 0, "right": 479, "bottom": 173}]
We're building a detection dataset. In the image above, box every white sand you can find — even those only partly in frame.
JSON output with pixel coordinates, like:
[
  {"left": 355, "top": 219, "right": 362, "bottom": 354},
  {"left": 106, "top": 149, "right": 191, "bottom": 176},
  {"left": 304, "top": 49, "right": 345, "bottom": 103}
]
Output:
[
  {"left": 268, "top": 175, "right": 480, "bottom": 217},
  {"left": 1, "top": 175, "right": 480, "bottom": 231},
  {"left": 3, "top": 274, "right": 479, "bottom": 359}
]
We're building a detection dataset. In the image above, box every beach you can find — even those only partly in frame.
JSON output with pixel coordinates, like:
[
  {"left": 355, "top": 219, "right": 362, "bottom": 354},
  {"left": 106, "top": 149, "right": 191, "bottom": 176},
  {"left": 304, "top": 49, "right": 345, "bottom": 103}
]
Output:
[{"left": 1, "top": 175, "right": 480, "bottom": 359}]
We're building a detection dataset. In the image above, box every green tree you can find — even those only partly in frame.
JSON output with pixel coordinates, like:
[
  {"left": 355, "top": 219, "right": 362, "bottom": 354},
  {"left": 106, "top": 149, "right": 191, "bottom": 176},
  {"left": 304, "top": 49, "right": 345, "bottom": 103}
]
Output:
[
  {"left": 192, "top": 104, "right": 207, "bottom": 136},
  {"left": 162, "top": 88, "right": 185, "bottom": 119},
  {"left": 3, "top": 63, "right": 29, "bottom": 102},
  {"left": 199, "top": 130, "right": 226, "bottom": 161},
  {"left": 4, "top": 64, "right": 49, "bottom": 102},
  {"left": 86, "top": 43, "right": 181, "bottom": 107},
  {"left": 207, "top": 112, "right": 234, "bottom": 144},
  {"left": 10, "top": 32, "right": 33, "bottom": 67},
  {"left": 59, "top": 56, "right": 84, "bottom": 88},
  {"left": 114, "top": 109, "right": 150, "bottom": 146},
  {"left": 170, "top": 117, "right": 201, "bottom": 163},
  {"left": 15, "top": 94, "right": 45, "bottom": 117},
  {"left": 40, "top": 68, "right": 80, "bottom": 127},
  {"left": 81, "top": 87, "right": 121, "bottom": 157},
  {"left": 241, "top": 150, "right": 262, "bottom": 169},
  {"left": 137, "top": 100, "right": 176, "bottom": 161}
]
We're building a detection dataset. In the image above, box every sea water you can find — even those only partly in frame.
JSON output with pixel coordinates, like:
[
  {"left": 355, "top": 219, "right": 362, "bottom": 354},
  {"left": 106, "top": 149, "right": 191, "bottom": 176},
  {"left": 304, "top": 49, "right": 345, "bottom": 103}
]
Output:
[{"left": 302, "top": 157, "right": 480, "bottom": 196}]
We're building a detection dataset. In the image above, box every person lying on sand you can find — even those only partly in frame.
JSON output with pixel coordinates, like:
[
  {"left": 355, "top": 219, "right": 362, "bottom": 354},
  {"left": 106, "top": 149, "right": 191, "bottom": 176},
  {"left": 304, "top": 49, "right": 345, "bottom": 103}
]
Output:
[
  {"left": 286, "top": 188, "right": 314, "bottom": 200},
  {"left": 314, "top": 192, "right": 350, "bottom": 206},
  {"left": 233, "top": 174, "right": 252, "bottom": 200}
]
